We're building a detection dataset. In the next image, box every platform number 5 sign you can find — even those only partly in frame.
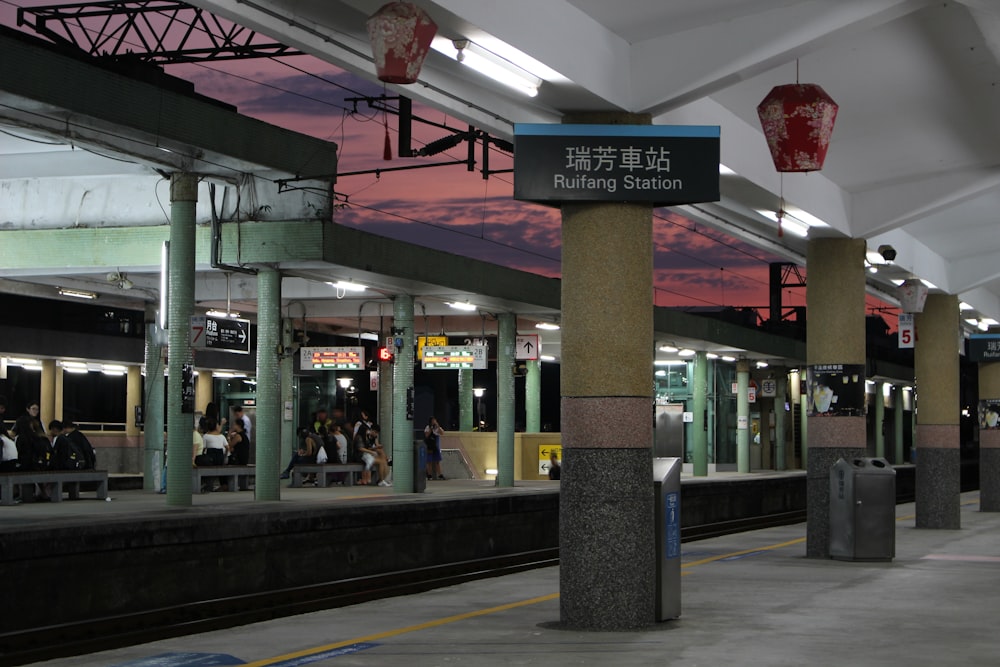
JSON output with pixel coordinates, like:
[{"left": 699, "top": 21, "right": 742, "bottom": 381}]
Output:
[{"left": 898, "top": 313, "right": 915, "bottom": 349}]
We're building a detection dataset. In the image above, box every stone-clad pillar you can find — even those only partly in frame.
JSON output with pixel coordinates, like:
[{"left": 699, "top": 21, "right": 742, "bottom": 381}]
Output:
[
  {"left": 874, "top": 381, "right": 886, "bottom": 458},
  {"left": 525, "top": 360, "right": 541, "bottom": 432},
  {"left": 558, "top": 110, "right": 655, "bottom": 632},
  {"left": 496, "top": 312, "right": 516, "bottom": 487},
  {"left": 458, "top": 368, "right": 474, "bottom": 432},
  {"left": 893, "top": 385, "right": 905, "bottom": 464},
  {"left": 914, "top": 294, "right": 961, "bottom": 528},
  {"left": 805, "top": 237, "right": 867, "bottom": 557},
  {"left": 979, "top": 362, "right": 1000, "bottom": 511},
  {"left": 774, "top": 369, "right": 787, "bottom": 470},
  {"left": 142, "top": 304, "right": 165, "bottom": 492}
]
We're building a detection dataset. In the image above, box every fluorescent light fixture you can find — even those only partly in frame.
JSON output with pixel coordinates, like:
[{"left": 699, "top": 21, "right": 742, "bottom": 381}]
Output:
[
  {"left": 891, "top": 279, "right": 905, "bottom": 286},
  {"left": 722, "top": 356, "right": 737, "bottom": 362},
  {"left": 60, "top": 361, "right": 87, "bottom": 369},
  {"left": 678, "top": 348, "right": 696, "bottom": 357},
  {"left": 535, "top": 322, "right": 560, "bottom": 330},
  {"left": 103, "top": 364, "right": 128, "bottom": 372},
  {"left": 329, "top": 280, "right": 366, "bottom": 293},
  {"left": 432, "top": 37, "right": 542, "bottom": 97},
  {"left": 359, "top": 332, "right": 380, "bottom": 341},
  {"left": 983, "top": 318, "right": 999, "bottom": 326},
  {"left": 63, "top": 367, "right": 89, "bottom": 374},
  {"left": 706, "top": 353, "right": 719, "bottom": 359},
  {"left": 654, "top": 360, "right": 686, "bottom": 366},
  {"left": 655, "top": 370, "right": 667, "bottom": 377},
  {"left": 755, "top": 209, "right": 818, "bottom": 238},
  {"left": 102, "top": 369, "right": 125, "bottom": 376},
  {"left": 57, "top": 287, "right": 97, "bottom": 300},
  {"left": 965, "top": 318, "right": 980, "bottom": 326},
  {"left": 160, "top": 241, "right": 169, "bottom": 330},
  {"left": 485, "top": 468, "right": 499, "bottom": 475},
  {"left": 206, "top": 309, "right": 241, "bottom": 318},
  {"left": 921, "top": 279, "right": 937, "bottom": 289},
  {"left": 10, "top": 357, "right": 40, "bottom": 366},
  {"left": 212, "top": 371, "right": 246, "bottom": 378},
  {"left": 979, "top": 320, "right": 990, "bottom": 331},
  {"left": 447, "top": 301, "right": 478, "bottom": 311},
  {"left": 540, "top": 355, "right": 556, "bottom": 362},
  {"left": 659, "top": 345, "right": 678, "bottom": 353},
  {"left": 960, "top": 302, "right": 974, "bottom": 311},
  {"left": 338, "top": 377, "right": 353, "bottom": 388},
  {"left": 756, "top": 361, "right": 769, "bottom": 369}
]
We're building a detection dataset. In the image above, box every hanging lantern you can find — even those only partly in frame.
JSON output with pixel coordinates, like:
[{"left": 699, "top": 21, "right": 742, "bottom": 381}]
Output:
[
  {"left": 897, "top": 279, "right": 929, "bottom": 313},
  {"left": 756, "top": 83, "right": 838, "bottom": 172},
  {"left": 366, "top": 2, "right": 438, "bottom": 84}
]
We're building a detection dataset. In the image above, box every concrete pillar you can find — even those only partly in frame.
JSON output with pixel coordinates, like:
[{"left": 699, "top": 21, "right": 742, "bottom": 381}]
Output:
[
  {"left": 165, "top": 173, "right": 197, "bottom": 506},
  {"left": 53, "top": 362, "right": 63, "bottom": 421},
  {"left": 392, "top": 295, "right": 415, "bottom": 493},
  {"left": 127, "top": 364, "right": 151, "bottom": 488},
  {"left": 774, "top": 370, "right": 787, "bottom": 470},
  {"left": 692, "top": 351, "right": 709, "bottom": 476},
  {"left": 914, "top": 294, "right": 961, "bottom": 528},
  {"left": 525, "top": 360, "right": 541, "bottom": 432},
  {"left": 143, "top": 304, "right": 165, "bottom": 493},
  {"left": 497, "top": 312, "right": 516, "bottom": 487},
  {"left": 40, "top": 359, "right": 56, "bottom": 426},
  {"left": 805, "top": 237, "right": 867, "bottom": 557},
  {"left": 874, "top": 381, "right": 886, "bottom": 458},
  {"left": 559, "top": 112, "right": 655, "bottom": 631},
  {"left": 736, "top": 359, "right": 750, "bottom": 473},
  {"left": 894, "top": 385, "right": 905, "bottom": 465},
  {"left": 255, "top": 268, "right": 281, "bottom": 502},
  {"left": 458, "top": 368, "right": 474, "bottom": 432},
  {"left": 978, "top": 361, "right": 1000, "bottom": 511},
  {"left": 195, "top": 370, "right": 213, "bottom": 415},
  {"left": 280, "top": 318, "right": 295, "bottom": 470}
]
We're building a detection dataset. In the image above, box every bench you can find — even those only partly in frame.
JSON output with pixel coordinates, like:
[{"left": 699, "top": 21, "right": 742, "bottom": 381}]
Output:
[
  {"left": 192, "top": 465, "right": 255, "bottom": 493},
  {"left": 0, "top": 469, "right": 109, "bottom": 505},
  {"left": 291, "top": 463, "right": 365, "bottom": 488}
]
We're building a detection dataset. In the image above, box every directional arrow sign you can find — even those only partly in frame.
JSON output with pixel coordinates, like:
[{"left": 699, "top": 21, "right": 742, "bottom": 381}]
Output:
[
  {"left": 515, "top": 334, "right": 540, "bottom": 360},
  {"left": 191, "top": 316, "right": 251, "bottom": 354}
]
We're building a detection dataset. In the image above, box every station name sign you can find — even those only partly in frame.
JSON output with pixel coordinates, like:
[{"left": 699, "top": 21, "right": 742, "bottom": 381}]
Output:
[
  {"left": 968, "top": 334, "right": 1000, "bottom": 362},
  {"left": 300, "top": 346, "right": 365, "bottom": 370},
  {"left": 513, "top": 123, "right": 720, "bottom": 206}
]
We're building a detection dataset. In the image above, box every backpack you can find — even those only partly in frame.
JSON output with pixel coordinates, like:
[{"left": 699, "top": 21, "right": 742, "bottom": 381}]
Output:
[
  {"left": 19, "top": 435, "right": 52, "bottom": 471},
  {"left": 54, "top": 435, "right": 87, "bottom": 470},
  {"left": 68, "top": 430, "right": 97, "bottom": 469}
]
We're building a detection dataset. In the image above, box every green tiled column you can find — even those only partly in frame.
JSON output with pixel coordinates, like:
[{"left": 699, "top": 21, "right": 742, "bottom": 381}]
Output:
[
  {"left": 458, "top": 368, "right": 474, "bottom": 432},
  {"left": 143, "top": 304, "right": 165, "bottom": 492},
  {"left": 736, "top": 359, "right": 750, "bottom": 473},
  {"left": 497, "top": 312, "right": 516, "bottom": 487},
  {"left": 165, "top": 173, "right": 197, "bottom": 507},
  {"left": 692, "top": 351, "right": 708, "bottom": 476},
  {"left": 255, "top": 268, "right": 281, "bottom": 501}
]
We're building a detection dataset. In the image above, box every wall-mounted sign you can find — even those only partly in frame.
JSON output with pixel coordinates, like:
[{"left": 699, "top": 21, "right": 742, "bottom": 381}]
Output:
[
  {"left": 513, "top": 123, "right": 720, "bottom": 205},
  {"left": 300, "top": 346, "right": 365, "bottom": 370},
  {"left": 422, "top": 345, "right": 488, "bottom": 369},
  {"left": 760, "top": 378, "right": 777, "bottom": 398},
  {"left": 418, "top": 335, "right": 448, "bottom": 360},
  {"left": 806, "top": 364, "right": 866, "bottom": 417},
  {"left": 515, "top": 334, "right": 540, "bottom": 360},
  {"left": 190, "top": 315, "right": 251, "bottom": 354}
]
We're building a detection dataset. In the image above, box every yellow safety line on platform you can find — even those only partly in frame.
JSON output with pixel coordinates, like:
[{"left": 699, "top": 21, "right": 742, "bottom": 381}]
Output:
[{"left": 243, "top": 592, "right": 560, "bottom": 667}]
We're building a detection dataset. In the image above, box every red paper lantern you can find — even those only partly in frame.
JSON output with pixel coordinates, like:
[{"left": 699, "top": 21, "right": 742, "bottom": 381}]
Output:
[
  {"left": 756, "top": 83, "right": 838, "bottom": 172},
  {"left": 366, "top": 2, "right": 438, "bottom": 84}
]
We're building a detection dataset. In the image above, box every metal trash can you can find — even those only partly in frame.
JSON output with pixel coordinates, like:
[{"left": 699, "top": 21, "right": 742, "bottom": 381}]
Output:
[
  {"left": 829, "top": 457, "right": 896, "bottom": 561},
  {"left": 413, "top": 440, "right": 427, "bottom": 493},
  {"left": 653, "top": 457, "right": 682, "bottom": 621}
]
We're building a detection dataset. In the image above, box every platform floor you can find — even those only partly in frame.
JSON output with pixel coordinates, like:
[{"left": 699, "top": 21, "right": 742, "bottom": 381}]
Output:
[{"left": 23, "top": 490, "right": 997, "bottom": 667}]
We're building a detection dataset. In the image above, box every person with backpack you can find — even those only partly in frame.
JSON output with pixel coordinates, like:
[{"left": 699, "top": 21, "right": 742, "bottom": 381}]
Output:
[
  {"left": 49, "top": 420, "right": 87, "bottom": 470},
  {"left": 62, "top": 420, "right": 96, "bottom": 469}
]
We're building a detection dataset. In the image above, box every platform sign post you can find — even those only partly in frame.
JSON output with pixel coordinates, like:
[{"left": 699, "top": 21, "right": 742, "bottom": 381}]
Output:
[
  {"left": 190, "top": 315, "right": 251, "bottom": 354},
  {"left": 422, "top": 345, "right": 488, "bottom": 369},
  {"left": 300, "top": 346, "right": 365, "bottom": 370}
]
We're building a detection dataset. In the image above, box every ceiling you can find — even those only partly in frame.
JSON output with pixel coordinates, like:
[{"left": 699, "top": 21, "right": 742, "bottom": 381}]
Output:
[{"left": 3, "top": 0, "right": 1000, "bottom": 366}]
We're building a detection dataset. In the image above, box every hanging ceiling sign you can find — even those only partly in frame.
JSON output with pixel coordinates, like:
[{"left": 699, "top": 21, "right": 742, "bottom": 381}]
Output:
[
  {"left": 422, "top": 345, "right": 488, "bottom": 369},
  {"left": 190, "top": 315, "right": 251, "bottom": 354},
  {"left": 300, "top": 346, "right": 365, "bottom": 370},
  {"left": 513, "top": 123, "right": 720, "bottom": 206},
  {"left": 968, "top": 334, "right": 1000, "bottom": 362}
]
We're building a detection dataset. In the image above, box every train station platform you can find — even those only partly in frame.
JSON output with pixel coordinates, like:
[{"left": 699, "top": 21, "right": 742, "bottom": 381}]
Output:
[{"left": 25, "top": 490, "right": 994, "bottom": 667}]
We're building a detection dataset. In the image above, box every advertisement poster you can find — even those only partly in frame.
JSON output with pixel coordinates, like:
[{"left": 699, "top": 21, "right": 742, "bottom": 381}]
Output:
[
  {"left": 806, "top": 364, "right": 866, "bottom": 417},
  {"left": 979, "top": 399, "right": 1000, "bottom": 430}
]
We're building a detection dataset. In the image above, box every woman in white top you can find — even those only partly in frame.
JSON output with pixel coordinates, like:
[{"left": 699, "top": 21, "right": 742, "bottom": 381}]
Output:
[{"left": 202, "top": 417, "right": 227, "bottom": 466}]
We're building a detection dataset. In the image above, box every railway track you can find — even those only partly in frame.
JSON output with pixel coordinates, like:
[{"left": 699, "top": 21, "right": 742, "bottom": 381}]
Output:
[{"left": 0, "top": 511, "right": 807, "bottom": 666}]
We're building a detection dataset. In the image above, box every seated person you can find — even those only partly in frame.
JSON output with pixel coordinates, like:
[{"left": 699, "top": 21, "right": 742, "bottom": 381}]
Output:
[
  {"left": 226, "top": 418, "right": 250, "bottom": 465},
  {"left": 280, "top": 427, "right": 318, "bottom": 482},
  {"left": 358, "top": 423, "right": 390, "bottom": 487}
]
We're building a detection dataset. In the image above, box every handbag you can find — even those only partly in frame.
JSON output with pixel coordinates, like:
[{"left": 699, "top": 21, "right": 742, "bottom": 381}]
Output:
[{"left": 316, "top": 446, "right": 329, "bottom": 464}]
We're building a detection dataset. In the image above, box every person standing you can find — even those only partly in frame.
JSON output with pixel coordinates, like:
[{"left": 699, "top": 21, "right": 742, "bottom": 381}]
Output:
[
  {"left": 548, "top": 452, "right": 561, "bottom": 480},
  {"left": 424, "top": 416, "right": 445, "bottom": 480}
]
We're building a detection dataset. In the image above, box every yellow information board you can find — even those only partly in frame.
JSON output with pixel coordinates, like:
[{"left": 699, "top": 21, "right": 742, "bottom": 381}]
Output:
[
  {"left": 538, "top": 444, "right": 563, "bottom": 476},
  {"left": 418, "top": 335, "right": 448, "bottom": 360}
]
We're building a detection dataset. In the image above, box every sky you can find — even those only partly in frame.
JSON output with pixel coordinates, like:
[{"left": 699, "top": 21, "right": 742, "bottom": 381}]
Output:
[{"left": 0, "top": 1, "right": 899, "bottom": 325}]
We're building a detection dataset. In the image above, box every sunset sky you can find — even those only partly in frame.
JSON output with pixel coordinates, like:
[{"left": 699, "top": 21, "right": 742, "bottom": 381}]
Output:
[{"left": 0, "top": 1, "right": 902, "bottom": 323}]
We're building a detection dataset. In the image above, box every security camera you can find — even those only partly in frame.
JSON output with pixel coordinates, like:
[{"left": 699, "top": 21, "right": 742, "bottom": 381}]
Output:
[{"left": 877, "top": 245, "right": 897, "bottom": 262}]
